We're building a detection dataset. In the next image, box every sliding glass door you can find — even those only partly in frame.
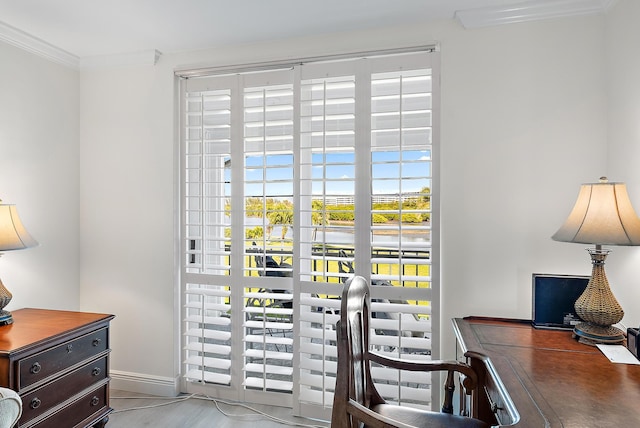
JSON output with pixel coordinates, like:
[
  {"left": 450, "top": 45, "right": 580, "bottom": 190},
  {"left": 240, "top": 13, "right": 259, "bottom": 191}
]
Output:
[{"left": 179, "top": 49, "right": 439, "bottom": 420}]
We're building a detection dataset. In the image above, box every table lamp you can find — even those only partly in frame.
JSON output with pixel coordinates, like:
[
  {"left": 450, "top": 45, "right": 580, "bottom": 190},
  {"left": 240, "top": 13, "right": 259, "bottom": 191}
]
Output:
[
  {"left": 0, "top": 202, "right": 38, "bottom": 325},
  {"left": 552, "top": 177, "right": 640, "bottom": 345}
]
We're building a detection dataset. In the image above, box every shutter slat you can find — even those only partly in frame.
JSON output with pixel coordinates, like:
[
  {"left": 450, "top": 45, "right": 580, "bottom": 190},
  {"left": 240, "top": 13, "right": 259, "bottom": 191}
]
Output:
[{"left": 244, "top": 377, "right": 293, "bottom": 391}]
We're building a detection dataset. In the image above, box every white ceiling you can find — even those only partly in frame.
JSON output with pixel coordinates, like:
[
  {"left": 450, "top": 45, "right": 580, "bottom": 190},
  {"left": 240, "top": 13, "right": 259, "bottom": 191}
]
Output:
[{"left": 0, "top": 0, "right": 616, "bottom": 67}]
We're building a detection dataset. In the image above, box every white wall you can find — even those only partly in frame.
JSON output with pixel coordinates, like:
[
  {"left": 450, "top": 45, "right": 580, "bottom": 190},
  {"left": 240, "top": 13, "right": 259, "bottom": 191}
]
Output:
[
  {"left": 0, "top": 42, "right": 80, "bottom": 313},
  {"left": 440, "top": 17, "right": 608, "bottom": 352},
  {"left": 605, "top": 0, "right": 640, "bottom": 330},
  {"left": 79, "top": 65, "right": 177, "bottom": 392}
]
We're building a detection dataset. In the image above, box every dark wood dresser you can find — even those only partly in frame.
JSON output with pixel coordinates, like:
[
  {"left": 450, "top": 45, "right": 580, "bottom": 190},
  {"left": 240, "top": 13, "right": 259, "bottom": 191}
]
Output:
[{"left": 0, "top": 308, "right": 114, "bottom": 428}]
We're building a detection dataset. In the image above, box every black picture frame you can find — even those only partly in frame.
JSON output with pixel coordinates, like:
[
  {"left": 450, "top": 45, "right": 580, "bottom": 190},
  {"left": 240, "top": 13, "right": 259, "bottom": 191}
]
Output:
[{"left": 532, "top": 273, "right": 589, "bottom": 330}]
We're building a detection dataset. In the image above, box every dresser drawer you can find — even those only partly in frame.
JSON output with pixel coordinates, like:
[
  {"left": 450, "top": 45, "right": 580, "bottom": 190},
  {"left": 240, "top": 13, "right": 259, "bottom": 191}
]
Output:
[
  {"left": 28, "top": 383, "right": 109, "bottom": 428},
  {"left": 18, "top": 327, "right": 108, "bottom": 391},
  {"left": 19, "top": 356, "right": 108, "bottom": 425}
]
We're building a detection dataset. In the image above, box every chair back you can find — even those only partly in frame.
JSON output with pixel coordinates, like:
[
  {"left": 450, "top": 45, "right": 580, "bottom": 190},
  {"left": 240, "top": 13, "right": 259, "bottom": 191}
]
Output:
[
  {"left": 333, "top": 276, "right": 384, "bottom": 427},
  {"left": 332, "top": 276, "right": 490, "bottom": 428}
]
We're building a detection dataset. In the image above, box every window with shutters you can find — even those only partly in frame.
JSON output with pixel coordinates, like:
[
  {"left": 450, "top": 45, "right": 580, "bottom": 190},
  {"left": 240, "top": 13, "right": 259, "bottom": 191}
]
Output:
[{"left": 179, "top": 49, "right": 439, "bottom": 419}]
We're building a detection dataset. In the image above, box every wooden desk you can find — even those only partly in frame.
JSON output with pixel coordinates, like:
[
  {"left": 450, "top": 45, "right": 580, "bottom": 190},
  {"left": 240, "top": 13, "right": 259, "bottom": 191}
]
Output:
[{"left": 453, "top": 317, "right": 640, "bottom": 427}]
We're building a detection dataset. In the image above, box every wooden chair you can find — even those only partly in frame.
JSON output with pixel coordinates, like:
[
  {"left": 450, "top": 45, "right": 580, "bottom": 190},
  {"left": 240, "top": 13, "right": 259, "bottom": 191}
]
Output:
[{"left": 331, "top": 276, "right": 490, "bottom": 428}]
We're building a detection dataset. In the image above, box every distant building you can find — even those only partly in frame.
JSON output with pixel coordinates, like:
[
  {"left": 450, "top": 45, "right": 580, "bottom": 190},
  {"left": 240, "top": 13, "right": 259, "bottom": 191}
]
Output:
[{"left": 321, "top": 192, "right": 424, "bottom": 206}]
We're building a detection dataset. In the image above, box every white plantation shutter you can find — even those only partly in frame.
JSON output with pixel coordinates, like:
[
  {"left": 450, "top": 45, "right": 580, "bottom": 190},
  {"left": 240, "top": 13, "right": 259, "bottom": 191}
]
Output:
[
  {"left": 180, "top": 48, "right": 439, "bottom": 418},
  {"left": 294, "top": 56, "right": 436, "bottom": 420},
  {"left": 296, "top": 66, "right": 356, "bottom": 417},
  {"left": 182, "top": 86, "right": 235, "bottom": 392},
  {"left": 184, "top": 87, "right": 232, "bottom": 275},
  {"left": 242, "top": 73, "right": 296, "bottom": 394},
  {"left": 365, "top": 61, "right": 435, "bottom": 412},
  {"left": 183, "top": 280, "right": 232, "bottom": 386}
]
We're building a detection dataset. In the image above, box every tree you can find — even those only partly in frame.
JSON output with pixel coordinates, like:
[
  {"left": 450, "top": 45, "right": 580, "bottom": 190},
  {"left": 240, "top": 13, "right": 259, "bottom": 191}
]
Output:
[
  {"left": 267, "top": 200, "right": 294, "bottom": 240},
  {"left": 310, "top": 200, "right": 328, "bottom": 240},
  {"left": 419, "top": 186, "right": 431, "bottom": 204}
]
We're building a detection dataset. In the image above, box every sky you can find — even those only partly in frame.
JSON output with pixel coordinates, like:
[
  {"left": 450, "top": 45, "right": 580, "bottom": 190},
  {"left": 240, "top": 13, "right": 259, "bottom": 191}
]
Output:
[{"left": 242, "top": 149, "right": 431, "bottom": 197}]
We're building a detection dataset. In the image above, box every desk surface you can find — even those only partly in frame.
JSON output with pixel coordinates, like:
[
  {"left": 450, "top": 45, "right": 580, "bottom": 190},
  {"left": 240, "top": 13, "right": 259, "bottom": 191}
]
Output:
[{"left": 453, "top": 317, "right": 640, "bottom": 427}]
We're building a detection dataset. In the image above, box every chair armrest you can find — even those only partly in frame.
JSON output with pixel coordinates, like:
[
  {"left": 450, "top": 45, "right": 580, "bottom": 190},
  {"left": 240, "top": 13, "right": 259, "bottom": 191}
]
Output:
[{"left": 368, "top": 351, "right": 479, "bottom": 392}]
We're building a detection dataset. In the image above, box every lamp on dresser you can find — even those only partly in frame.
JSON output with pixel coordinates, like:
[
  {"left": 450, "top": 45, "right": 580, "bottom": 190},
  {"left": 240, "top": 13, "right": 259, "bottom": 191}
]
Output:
[
  {"left": 0, "top": 201, "right": 38, "bottom": 326},
  {"left": 552, "top": 177, "right": 640, "bottom": 345}
]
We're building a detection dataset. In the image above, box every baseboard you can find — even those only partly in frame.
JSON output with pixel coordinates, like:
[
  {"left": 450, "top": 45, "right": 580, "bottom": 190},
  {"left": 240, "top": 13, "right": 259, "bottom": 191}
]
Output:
[{"left": 110, "top": 370, "right": 179, "bottom": 397}]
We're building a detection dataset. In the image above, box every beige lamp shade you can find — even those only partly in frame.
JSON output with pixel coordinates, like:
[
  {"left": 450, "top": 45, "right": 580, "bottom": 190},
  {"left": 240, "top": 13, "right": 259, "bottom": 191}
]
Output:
[
  {"left": 0, "top": 204, "right": 38, "bottom": 251},
  {"left": 552, "top": 178, "right": 640, "bottom": 246}
]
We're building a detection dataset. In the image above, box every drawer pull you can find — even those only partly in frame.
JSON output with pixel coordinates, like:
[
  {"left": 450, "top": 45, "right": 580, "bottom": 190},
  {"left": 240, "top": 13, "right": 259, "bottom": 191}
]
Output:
[
  {"left": 92, "top": 367, "right": 102, "bottom": 376},
  {"left": 92, "top": 338, "right": 102, "bottom": 347},
  {"left": 30, "top": 397, "right": 41, "bottom": 409},
  {"left": 90, "top": 396, "right": 100, "bottom": 406},
  {"left": 30, "top": 362, "right": 41, "bottom": 374},
  {"left": 66, "top": 344, "right": 73, "bottom": 353}
]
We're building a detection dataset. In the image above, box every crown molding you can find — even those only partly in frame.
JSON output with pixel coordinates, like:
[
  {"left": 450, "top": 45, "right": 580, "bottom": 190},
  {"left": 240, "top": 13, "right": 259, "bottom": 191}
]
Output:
[
  {"left": 0, "top": 0, "right": 620, "bottom": 65},
  {"left": 0, "top": 20, "right": 79, "bottom": 68},
  {"left": 79, "top": 49, "right": 162, "bottom": 69},
  {"left": 0, "top": 19, "right": 161, "bottom": 69},
  {"left": 455, "top": 0, "right": 617, "bottom": 29}
]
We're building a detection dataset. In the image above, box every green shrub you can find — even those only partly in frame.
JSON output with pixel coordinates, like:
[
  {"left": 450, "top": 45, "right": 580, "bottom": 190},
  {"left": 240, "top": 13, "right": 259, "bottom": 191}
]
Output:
[
  {"left": 245, "top": 226, "right": 264, "bottom": 239},
  {"left": 401, "top": 213, "right": 423, "bottom": 223},
  {"left": 372, "top": 214, "right": 388, "bottom": 223}
]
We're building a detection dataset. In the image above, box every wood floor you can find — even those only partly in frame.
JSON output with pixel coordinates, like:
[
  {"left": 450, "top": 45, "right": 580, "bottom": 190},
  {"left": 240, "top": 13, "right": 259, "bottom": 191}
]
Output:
[{"left": 107, "top": 390, "right": 330, "bottom": 428}]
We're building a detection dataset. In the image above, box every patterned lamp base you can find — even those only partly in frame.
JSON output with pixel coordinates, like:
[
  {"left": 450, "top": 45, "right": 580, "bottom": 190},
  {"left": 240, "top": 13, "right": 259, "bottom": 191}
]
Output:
[
  {"left": 0, "top": 278, "right": 13, "bottom": 326},
  {"left": 573, "top": 322, "right": 625, "bottom": 345},
  {"left": 0, "top": 311, "right": 12, "bottom": 326},
  {"left": 573, "top": 248, "right": 624, "bottom": 346}
]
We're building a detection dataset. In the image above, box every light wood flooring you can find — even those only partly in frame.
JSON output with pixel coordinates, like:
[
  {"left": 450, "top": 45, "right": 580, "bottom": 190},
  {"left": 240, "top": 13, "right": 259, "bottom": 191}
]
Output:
[{"left": 107, "top": 390, "right": 330, "bottom": 428}]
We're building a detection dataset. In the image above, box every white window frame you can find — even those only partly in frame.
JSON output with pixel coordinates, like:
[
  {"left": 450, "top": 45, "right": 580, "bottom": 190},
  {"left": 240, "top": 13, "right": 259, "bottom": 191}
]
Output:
[{"left": 178, "top": 46, "right": 440, "bottom": 420}]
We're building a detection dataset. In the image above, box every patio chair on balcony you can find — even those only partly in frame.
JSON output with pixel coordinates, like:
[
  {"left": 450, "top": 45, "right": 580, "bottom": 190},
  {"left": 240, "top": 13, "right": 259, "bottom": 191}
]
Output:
[
  {"left": 337, "top": 249, "right": 426, "bottom": 341},
  {"left": 338, "top": 249, "right": 394, "bottom": 287},
  {"left": 246, "top": 246, "right": 294, "bottom": 353},
  {"left": 252, "top": 249, "right": 292, "bottom": 309},
  {"left": 255, "top": 252, "right": 292, "bottom": 278}
]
